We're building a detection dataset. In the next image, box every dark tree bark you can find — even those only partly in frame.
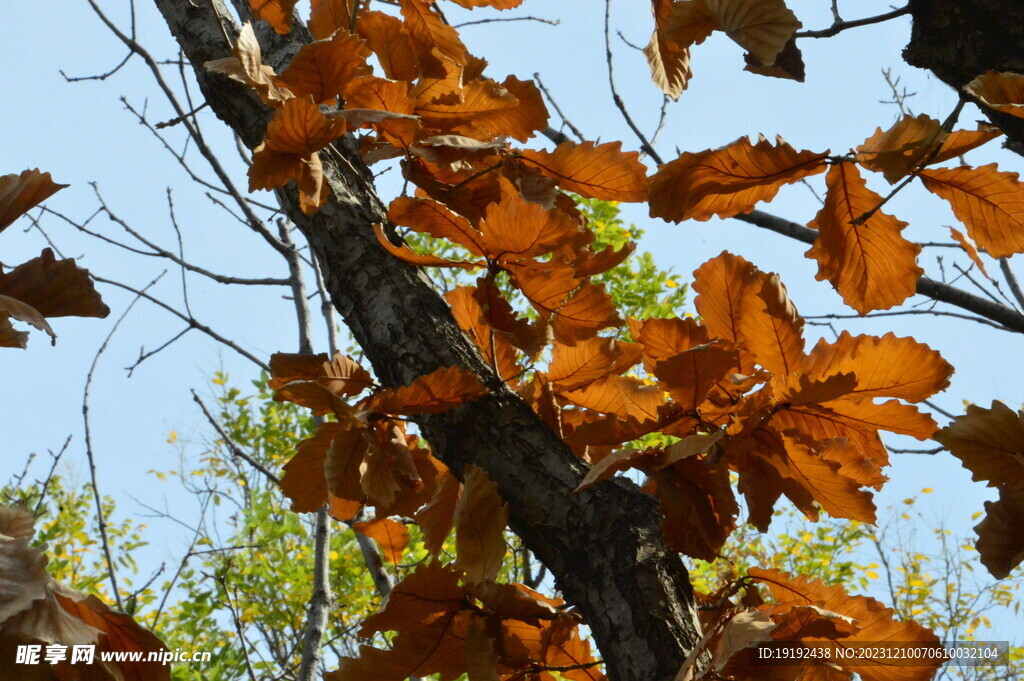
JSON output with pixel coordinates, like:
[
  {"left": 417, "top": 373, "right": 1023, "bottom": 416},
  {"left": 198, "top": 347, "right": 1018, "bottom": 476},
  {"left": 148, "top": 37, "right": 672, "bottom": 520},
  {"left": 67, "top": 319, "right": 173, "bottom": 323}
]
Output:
[
  {"left": 151, "top": 3, "right": 703, "bottom": 681},
  {"left": 904, "top": 0, "right": 1024, "bottom": 156}
]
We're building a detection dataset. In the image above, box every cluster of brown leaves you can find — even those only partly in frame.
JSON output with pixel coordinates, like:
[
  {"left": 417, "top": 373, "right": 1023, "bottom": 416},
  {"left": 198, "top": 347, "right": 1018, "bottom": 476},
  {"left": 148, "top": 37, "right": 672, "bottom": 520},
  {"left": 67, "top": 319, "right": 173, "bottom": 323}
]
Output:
[
  {"left": 0, "top": 506, "right": 169, "bottom": 681},
  {"left": 645, "top": 0, "right": 805, "bottom": 99},
  {"left": 678, "top": 568, "right": 942, "bottom": 681},
  {"left": 648, "top": 118, "right": 1007, "bottom": 315},
  {"left": 324, "top": 562, "right": 602, "bottom": 681},
  {"left": 0, "top": 169, "right": 109, "bottom": 348},
  {"left": 935, "top": 402, "right": 1024, "bottom": 579}
]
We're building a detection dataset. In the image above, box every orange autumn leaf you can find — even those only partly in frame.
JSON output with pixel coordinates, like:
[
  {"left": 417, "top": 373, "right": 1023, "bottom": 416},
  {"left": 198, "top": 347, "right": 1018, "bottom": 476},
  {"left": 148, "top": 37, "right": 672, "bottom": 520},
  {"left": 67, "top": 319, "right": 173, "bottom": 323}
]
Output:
[
  {"left": 779, "top": 434, "right": 877, "bottom": 524},
  {"left": 654, "top": 342, "right": 740, "bottom": 411},
  {"left": 0, "top": 169, "right": 66, "bottom": 232},
  {"left": 399, "top": 0, "right": 468, "bottom": 75},
  {"left": 919, "top": 164, "right": 1024, "bottom": 257},
  {"left": 649, "top": 136, "right": 828, "bottom": 222},
  {"left": 416, "top": 77, "right": 548, "bottom": 142},
  {"left": 389, "top": 196, "right": 486, "bottom": 256},
  {"left": 965, "top": 70, "right": 1024, "bottom": 120},
  {"left": 356, "top": 11, "right": 421, "bottom": 82},
  {"left": 309, "top": 0, "right": 357, "bottom": 40},
  {"left": 512, "top": 264, "right": 622, "bottom": 342},
  {"left": 855, "top": 114, "right": 947, "bottom": 184},
  {"left": 346, "top": 77, "right": 421, "bottom": 147},
  {"left": 278, "top": 31, "right": 371, "bottom": 104},
  {"left": 0, "top": 248, "right": 110, "bottom": 349},
  {"left": 737, "top": 271, "right": 804, "bottom": 378},
  {"left": 949, "top": 226, "right": 991, "bottom": 277},
  {"left": 282, "top": 422, "right": 366, "bottom": 513},
  {"left": 806, "top": 163, "right": 922, "bottom": 314},
  {"left": 324, "top": 427, "right": 367, "bottom": 521},
  {"left": 692, "top": 251, "right": 757, "bottom": 343},
  {"left": 374, "top": 222, "right": 482, "bottom": 269},
  {"left": 562, "top": 375, "right": 667, "bottom": 421},
  {"left": 935, "top": 401, "right": 1024, "bottom": 488},
  {"left": 803, "top": 331, "right": 952, "bottom": 403},
  {"left": 264, "top": 95, "right": 348, "bottom": 155},
  {"left": 414, "top": 470, "right": 462, "bottom": 556},
  {"left": 249, "top": 0, "right": 298, "bottom": 34},
  {"left": 359, "top": 561, "right": 465, "bottom": 637},
  {"left": 743, "top": 35, "right": 805, "bottom": 82},
  {"left": 353, "top": 517, "right": 411, "bottom": 566},
  {"left": 645, "top": 0, "right": 693, "bottom": 99},
  {"left": 519, "top": 141, "right": 648, "bottom": 202},
  {"left": 546, "top": 336, "right": 642, "bottom": 390},
  {"left": 446, "top": 0, "right": 525, "bottom": 8},
  {"left": 454, "top": 465, "right": 508, "bottom": 583},
  {"left": 628, "top": 316, "right": 710, "bottom": 372},
  {"left": 478, "top": 188, "right": 580, "bottom": 261},
  {"left": 367, "top": 365, "right": 487, "bottom": 415},
  {"left": 748, "top": 568, "right": 943, "bottom": 681},
  {"left": 446, "top": 287, "right": 522, "bottom": 382}
]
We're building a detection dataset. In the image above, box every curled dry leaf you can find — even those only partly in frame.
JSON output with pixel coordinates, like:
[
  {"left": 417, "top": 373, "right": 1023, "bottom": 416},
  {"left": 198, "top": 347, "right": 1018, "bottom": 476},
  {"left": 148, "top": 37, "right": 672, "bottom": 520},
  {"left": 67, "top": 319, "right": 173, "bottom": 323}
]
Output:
[
  {"left": 806, "top": 163, "right": 923, "bottom": 315},
  {"left": 949, "top": 226, "right": 990, "bottom": 277},
  {"left": 0, "top": 169, "right": 66, "bottom": 232},
  {"left": 645, "top": 0, "right": 693, "bottom": 99},
  {"left": 205, "top": 22, "right": 292, "bottom": 107},
  {"left": 309, "top": 0, "right": 357, "bottom": 41},
  {"left": 649, "top": 136, "right": 828, "bottom": 222},
  {"left": 965, "top": 70, "right": 1024, "bottom": 120}
]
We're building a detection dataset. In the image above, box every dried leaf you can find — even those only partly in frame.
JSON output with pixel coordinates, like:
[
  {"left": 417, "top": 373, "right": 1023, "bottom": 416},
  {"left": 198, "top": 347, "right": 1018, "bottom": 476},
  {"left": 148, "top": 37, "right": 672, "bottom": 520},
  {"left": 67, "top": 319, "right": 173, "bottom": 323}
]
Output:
[
  {"left": 283, "top": 422, "right": 367, "bottom": 513},
  {"left": 353, "top": 517, "right": 410, "bottom": 566},
  {"left": 455, "top": 466, "right": 508, "bottom": 583},
  {"left": 249, "top": 0, "right": 299, "bottom": 34},
  {"left": 654, "top": 342, "right": 740, "bottom": 410},
  {"left": 649, "top": 136, "right": 828, "bottom": 222},
  {"left": 547, "top": 336, "right": 642, "bottom": 390},
  {"left": 919, "top": 164, "right": 1024, "bottom": 258},
  {"left": 309, "top": 0, "right": 357, "bottom": 40},
  {"left": 737, "top": 271, "right": 804, "bottom": 378},
  {"left": 399, "top": 0, "right": 468, "bottom": 75},
  {"left": 205, "top": 23, "right": 293, "bottom": 107},
  {"left": 806, "top": 163, "right": 922, "bottom": 314},
  {"left": 368, "top": 365, "right": 488, "bottom": 414},
  {"left": 0, "top": 169, "right": 66, "bottom": 232},
  {"left": 414, "top": 470, "right": 462, "bottom": 556},
  {"left": 519, "top": 141, "right": 648, "bottom": 202},
  {"left": 965, "top": 70, "right": 1024, "bottom": 120},
  {"left": 278, "top": 31, "right": 372, "bottom": 104},
  {"left": 645, "top": 0, "right": 693, "bottom": 99}
]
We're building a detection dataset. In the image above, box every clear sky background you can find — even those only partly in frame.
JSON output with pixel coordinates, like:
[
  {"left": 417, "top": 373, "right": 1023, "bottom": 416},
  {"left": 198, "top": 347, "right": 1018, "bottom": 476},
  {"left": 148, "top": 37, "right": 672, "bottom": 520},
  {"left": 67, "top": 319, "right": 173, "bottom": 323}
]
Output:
[{"left": 3, "top": 0, "right": 1022, "bottom": 632}]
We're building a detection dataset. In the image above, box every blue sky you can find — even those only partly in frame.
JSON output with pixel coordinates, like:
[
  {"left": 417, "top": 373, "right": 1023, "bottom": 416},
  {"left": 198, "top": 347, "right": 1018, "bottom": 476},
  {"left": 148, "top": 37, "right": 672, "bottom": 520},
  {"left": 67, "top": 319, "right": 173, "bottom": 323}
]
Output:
[{"left": 3, "top": 0, "right": 1022, "bottom": 630}]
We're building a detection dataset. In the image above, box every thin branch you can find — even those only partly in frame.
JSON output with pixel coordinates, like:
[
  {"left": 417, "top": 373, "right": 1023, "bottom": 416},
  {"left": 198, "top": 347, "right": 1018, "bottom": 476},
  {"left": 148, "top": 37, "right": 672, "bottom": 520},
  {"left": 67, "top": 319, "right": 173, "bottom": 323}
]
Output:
[
  {"left": 603, "top": 0, "right": 664, "bottom": 165},
  {"left": 33, "top": 435, "right": 74, "bottom": 517},
  {"left": 805, "top": 308, "right": 1012, "bottom": 332},
  {"left": 455, "top": 15, "right": 559, "bottom": 28},
  {"left": 533, "top": 73, "right": 586, "bottom": 143},
  {"left": 796, "top": 5, "right": 911, "bottom": 39},
  {"left": 83, "top": 274, "right": 163, "bottom": 610},
  {"left": 888, "top": 446, "right": 943, "bottom": 455},
  {"left": 923, "top": 399, "right": 958, "bottom": 421},
  {"left": 733, "top": 210, "right": 1024, "bottom": 333},
  {"left": 999, "top": 258, "right": 1024, "bottom": 311},
  {"left": 192, "top": 391, "right": 281, "bottom": 485},
  {"left": 91, "top": 274, "right": 270, "bottom": 371}
]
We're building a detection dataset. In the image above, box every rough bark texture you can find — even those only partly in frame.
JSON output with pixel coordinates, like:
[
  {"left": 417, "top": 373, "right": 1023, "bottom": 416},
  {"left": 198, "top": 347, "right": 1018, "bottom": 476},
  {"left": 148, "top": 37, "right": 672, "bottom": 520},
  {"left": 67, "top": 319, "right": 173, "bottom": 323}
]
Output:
[
  {"left": 905, "top": 0, "right": 1024, "bottom": 156},
  {"left": 151, "top": 3, "right": 703, "bottom": 680}
]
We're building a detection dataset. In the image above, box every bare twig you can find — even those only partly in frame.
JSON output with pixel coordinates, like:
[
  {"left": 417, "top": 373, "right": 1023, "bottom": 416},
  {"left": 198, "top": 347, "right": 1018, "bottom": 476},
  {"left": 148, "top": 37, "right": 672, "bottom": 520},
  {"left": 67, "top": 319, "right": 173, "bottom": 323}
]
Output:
[
  {"left": 455, "top": 15, "right": 559, "bottom": 28},
  {"left": 999, "top": 258, "right": 1024, "bottom": 311},
  {"left": 192, "top": 391, "right": 281, "bottom": 485},
  {"left": 603, "top": 0, "right": 664, "bottom": 165},
  {"left": 83, "top": 273, "right": 163, "bottom": 610},
  {"left": 796, "top": 5, "right": 911, "bottom": 39},
  {"left": 533, "top": 73, "right": 586, "bottom": 143},
  {"left": 34, "top": 435, "right": 74, "bottom": 517}
]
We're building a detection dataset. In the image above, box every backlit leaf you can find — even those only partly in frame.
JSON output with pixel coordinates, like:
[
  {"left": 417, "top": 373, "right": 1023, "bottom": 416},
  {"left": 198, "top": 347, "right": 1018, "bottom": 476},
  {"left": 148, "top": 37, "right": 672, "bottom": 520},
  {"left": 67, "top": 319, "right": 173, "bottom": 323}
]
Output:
[
  {"left": 455, "top": 466, "right": 508, "bottom": 583},
  {"left": 645, "top": 0, "right": 693, "bottom": 99},
  {"left": 249, "top": 0, "right": 299, "bottom": 34},
  {"left": 919, "top": 164, "right": 1024, "bottom": 257},
  {"left": 519, "top": 142, "right": 648, "bottom": 202},
  {"left": 649, "top": 136, "right": 828, "bottom": 222},
  {"left": 356, "top": 10, "right": 421, "bottom": 81},
  {"left": 278, "top": 31, "right": 371, "bottom": 104},
  {"left": 806, "top": 163, "right": 922, "bottom": 314},
  {"left": 965, "top": 70, "right": 1024, "bottom": 120},
  {"left": 353, "top": 517, "right": 410, "bottom": 566},
  {"left": 368, "top": 365, "right": 487, "bottom": 414}
]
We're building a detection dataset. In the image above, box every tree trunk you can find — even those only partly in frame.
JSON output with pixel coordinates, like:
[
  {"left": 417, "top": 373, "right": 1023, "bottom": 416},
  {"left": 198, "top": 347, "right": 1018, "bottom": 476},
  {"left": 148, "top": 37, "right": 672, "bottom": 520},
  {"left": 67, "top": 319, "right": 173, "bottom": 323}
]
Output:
[
  {"left": 150, "top": 3, "right": 703, "bottom": 680},
  {"left": 904, "top": 0, "right": 1024, "bottom": 155}
]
